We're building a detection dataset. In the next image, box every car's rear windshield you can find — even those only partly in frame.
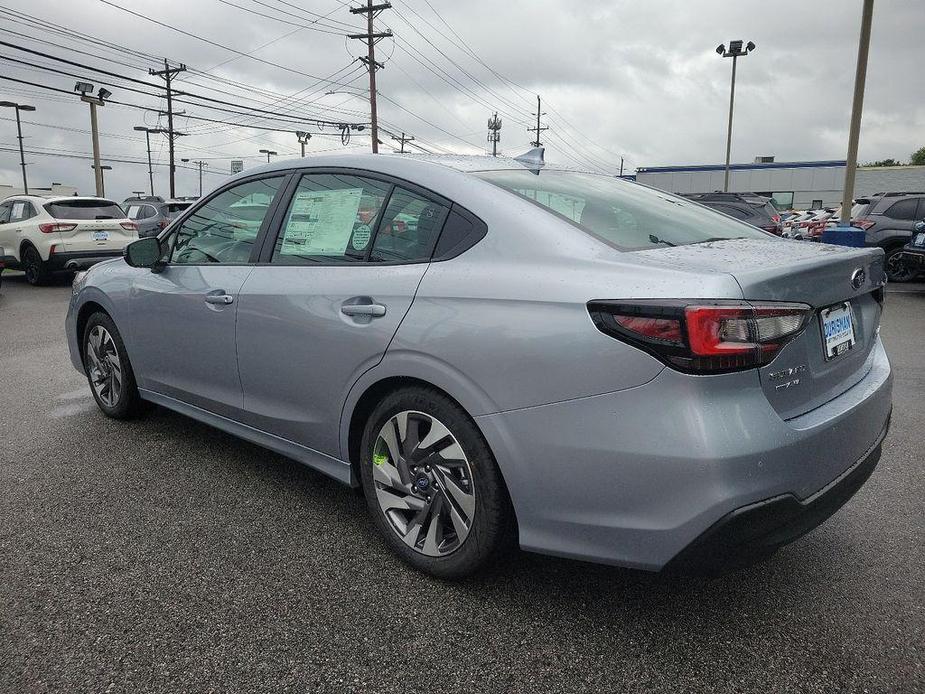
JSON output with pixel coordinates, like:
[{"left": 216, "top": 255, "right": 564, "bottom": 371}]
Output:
[
  {"left": 45, "top": 199, "right": 125, "bottom": 220},
  {"left": 473, "top": 170, "right": 770, "bottom": 250}
]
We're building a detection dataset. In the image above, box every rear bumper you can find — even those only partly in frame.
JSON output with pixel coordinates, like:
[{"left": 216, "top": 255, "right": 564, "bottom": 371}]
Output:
[
  {"left": 666, "top": 413, "right": 889, "bottom": 573},
  {"left": 47, "top": 250, "right": 123, "bottom": 271},
  {"left": 476, "top": 337, "right": 893, "bottom": 571}
]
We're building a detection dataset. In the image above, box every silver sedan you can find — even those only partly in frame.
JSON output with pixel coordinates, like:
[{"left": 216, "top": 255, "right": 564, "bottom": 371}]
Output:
[{"left": 66, "top": 151, "right": 892, "bottom": 577}]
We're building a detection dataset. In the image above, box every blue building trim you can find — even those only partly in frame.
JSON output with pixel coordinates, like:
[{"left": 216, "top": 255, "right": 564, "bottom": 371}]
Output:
[{"left": 637, "top": 160, "right": 846, "bottom": 174}]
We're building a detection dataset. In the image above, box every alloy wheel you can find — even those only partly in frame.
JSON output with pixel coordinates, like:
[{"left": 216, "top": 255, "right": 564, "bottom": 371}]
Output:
[
  {"left": 23, "top": 248, "right": 40, "bottom": 284},
  {"left": 371, "top": 410, "right": 476, "bottom": 556},
  {"left": 885, "top": 250, "right": 915, "bottom": 282},
  {"left": 86, "top": 325, "right": 123, "bottom": 408}
]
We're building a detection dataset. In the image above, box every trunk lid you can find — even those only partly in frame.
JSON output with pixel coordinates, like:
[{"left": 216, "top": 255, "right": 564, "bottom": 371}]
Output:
[
  {"left": 634, "top": 238, "right": 886, "bottom": 419},
  {"left": 44, "top": 198, "right": 137, "bottom": 253}
]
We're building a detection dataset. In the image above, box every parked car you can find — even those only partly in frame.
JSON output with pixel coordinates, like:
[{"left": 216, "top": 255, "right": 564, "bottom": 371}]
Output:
[
  {"left": 66, "top": 152, "right": 892, "bottom": 578},
  {"left": 125, "top": 199, "right": 196, "bottom": 238},
  {"left": 850, "top": 192, "right": 925, "bottom": 282},
  {"left": 899, "top": 220, "right": 925, "bottom": 274},
  {"left": 682, "top": 192, "right": 782, "bottom": 234},
  {"left": 0, "top": 195, "right": 138, "bottom": 285},
  {"left": 0, "top": 246, "right": 4, "bottom": 289},
  {"left": 123, "top": 194, "right": 164, "bottom": 206}
]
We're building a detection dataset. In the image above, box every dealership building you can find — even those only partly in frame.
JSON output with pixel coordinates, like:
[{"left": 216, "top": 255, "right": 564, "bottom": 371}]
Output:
[{"left": 635, "top": 159, "right": 925, "bottom": 210}]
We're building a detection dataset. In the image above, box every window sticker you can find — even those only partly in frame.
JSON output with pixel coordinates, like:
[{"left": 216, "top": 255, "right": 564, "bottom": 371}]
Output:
[
  {"left": 281, "top": 188, "right": 363, "bottom": 255},
  {"left": 352, "top": 224, "right": 371, "bottom": 250},
  {"left": 11, "top": 201, "right": 26, "bottom": 220}
]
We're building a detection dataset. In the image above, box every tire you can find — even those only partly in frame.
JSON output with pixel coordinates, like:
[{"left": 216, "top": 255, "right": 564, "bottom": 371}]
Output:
[
  {"left": 82, "top": 312, "right": 144, "bottom": 419},
  {"left": 359, "top": 387, "right": 515, "bottom": 578},
  {"left": 884, "top": 245, "right": 916, "bottom": 283},
  {"left": 22, "top": 246, "right": 50, "bottom": 286}
]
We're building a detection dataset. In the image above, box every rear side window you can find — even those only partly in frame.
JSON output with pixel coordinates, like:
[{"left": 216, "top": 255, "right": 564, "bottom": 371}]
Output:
[
  {"left": 166, "top": 203, "right": 191, "bottom": 216},
  {"left": 370, "top": 187, "right": 449, "bottom": 263},
  {"left": 126, "top": 205, "right": 143, "bottom": 219},
  {"left": 272, "top": 174, "right": 391, "bottom": 264},
  {"left": 0, "top": 202, "right": 10, "bottom": 224},
  {"left": 883, "top": 198, "right": 919, "bottom": 220},
  {"left": 45, "top": 199, "right": 125, "bottom": 220},
  {"left": 475, "top": 170, "right": 769, "bottom": 250},
  {"left": 9, "top": 200, "right": 34, "bottom": 222},
  {"left": 705, "top": 203, "right": 752, "bottom": 220}
]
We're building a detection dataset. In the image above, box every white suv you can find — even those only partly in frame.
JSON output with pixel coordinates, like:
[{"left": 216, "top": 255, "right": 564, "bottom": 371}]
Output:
[{"left": 0, "top": 195, "right": 138, "bottom": 285}]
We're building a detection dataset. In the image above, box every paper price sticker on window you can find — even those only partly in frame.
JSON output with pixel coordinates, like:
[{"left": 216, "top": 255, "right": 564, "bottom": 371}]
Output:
[{"left": 281, "top": 188, "right": 363, "bottom": 255}]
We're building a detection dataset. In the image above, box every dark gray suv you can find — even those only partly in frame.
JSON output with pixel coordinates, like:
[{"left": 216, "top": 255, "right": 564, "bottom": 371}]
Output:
[
  {"left": 853, "top": 192, "right": 925, "bottom": 282},
  {"left": 682, "top": 192, "right": 782, "bottom": 235}
]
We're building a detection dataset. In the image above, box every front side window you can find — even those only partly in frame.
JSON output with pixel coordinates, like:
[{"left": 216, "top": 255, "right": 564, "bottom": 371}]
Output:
[
  {"left": 170, "top": 176, "right": 283, "bottom": 265},
  {"left": 272, "top": 174, "right": 390, "bottom": 264},
  {"left": 370, "top": 187, "right": 449, "bottom": 263},
  {"left": 474, "top": 170, "right": 770, "bottom": 251}
]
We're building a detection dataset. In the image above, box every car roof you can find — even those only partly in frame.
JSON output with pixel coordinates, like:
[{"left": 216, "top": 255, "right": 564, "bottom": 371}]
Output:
[{"left": 230, "top": 150, "right": 585, "bottom": 181}]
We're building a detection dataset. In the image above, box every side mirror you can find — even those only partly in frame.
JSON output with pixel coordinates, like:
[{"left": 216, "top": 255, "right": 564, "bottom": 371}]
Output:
[
  {"left": 124, "top": 237, "right": 162, "bottom": 269},
  {"left": 914, "top": 220, "right": 925, "bottom": 233}
]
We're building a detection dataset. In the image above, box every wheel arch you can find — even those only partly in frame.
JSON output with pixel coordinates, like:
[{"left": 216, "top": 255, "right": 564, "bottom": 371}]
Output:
[
  {"left": 75, "top": 300, "right": 112, "bottom": 362},
  {"left": 19, "top": 238, "right": 38, "bottom": 262}
]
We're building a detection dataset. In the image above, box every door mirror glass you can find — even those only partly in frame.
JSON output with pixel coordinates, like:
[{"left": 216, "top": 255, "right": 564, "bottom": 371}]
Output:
[{"left": 125, "top": 237, "right": 162, "bottom": 268}]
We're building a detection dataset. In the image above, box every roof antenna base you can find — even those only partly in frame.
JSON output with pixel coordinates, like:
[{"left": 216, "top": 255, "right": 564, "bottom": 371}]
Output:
[{"left": 514, "top": 147, "right": 545, "bottom": 168}]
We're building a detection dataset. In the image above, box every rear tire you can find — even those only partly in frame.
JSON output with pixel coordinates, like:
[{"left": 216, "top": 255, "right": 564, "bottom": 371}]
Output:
[
  {"left": 884, "top": 245, "right": 916, "bottom": 283},
  {"left": 82, "top": 312, "right": 144, "bottom": 419},
  {"left": 359, "top": 387, "right": 515, "bottom": 578},
  {"left": 22, "top": 246, "right": 50, "bottom": 286}
]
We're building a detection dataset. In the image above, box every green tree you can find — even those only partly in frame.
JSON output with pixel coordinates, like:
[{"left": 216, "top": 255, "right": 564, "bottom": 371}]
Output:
[
  {"left": 864, "top": 158, "right": 902, "bottom": 167},
  {"left": 911, "top": 146, "right": 925, "bottom": 166}
]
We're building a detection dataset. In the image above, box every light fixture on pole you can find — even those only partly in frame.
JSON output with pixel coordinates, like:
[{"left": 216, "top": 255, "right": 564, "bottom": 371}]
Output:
[
  {"left": 259, "top": 149, "right": 277, "bottom": 163},
  {"left": 296, "top": 131, "right": 312, "bottom": 157},
  {"left": 0, "top": 101, "right": 36, "bottom": 194},
  {"left": 90, "top": 164, "right": 112, "bottom": 196},
  {"left": 134, "top": 126, "right": 165, "bottom": 196},
  {"left": 76, "top": 82, "right": 111, "bottom": 197},
  {"left": 715, "top": 40, "right": 755, "bottom": 192},
  {"left": 180, "top": 158, "right": 208, "bottom": 197}
]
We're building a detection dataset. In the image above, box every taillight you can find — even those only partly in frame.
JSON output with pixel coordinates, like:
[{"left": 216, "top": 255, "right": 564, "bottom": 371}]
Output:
[
  {"left": 158, "top": 220, "right": 169, "bottom": 230},
  {"left": 38, "top": 223, "right": 77, "bottom": 234},
  {"left": 588, "top": 300, "right": 812, "bottom": 373},
  {"left": 771, "top": 214, "right": 781, "bottom": 223},
  {"left": 854, "top": 219, "right": 875, "bottom": 230},
  {"left": 120, "top": 221, "right": 138, "bottom": 231}
]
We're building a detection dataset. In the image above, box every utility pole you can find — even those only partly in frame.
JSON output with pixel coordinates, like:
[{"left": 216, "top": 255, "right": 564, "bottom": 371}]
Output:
[
  {"left": 391, "top": 131, "right": 414, "bottom": 153},
  {"left": 619, "top": 156, "right": 624, "bottom": 177},
  {"left": 716, "top": 40, "right": 756, "bottom": 192},
  {"left": 134, "top": 126, "right": 164, "bottom": 196},
  {"left": 181, "top": 158, "right": 208, "bottom": 197},
  {"left": 74, "top": 82, "right": 111, "bottom": 197},
  {"left": 527, "top": 95, "right": 548, "bottom": 147},
  {"left": 149, "top": 59, "right": 187, "bottom": 199},
  {"left": 487, "top": 112, "right": 502, "bottom": 156},
  {"left": 0, "top": 101, "right": 35, "bottom": 194},
  {"left": 296, "top": 130, "right": 312, "bottom": 157},
  {"left": 349, "top": 1, "right": 392, "bottom": 154},
  {"left": 840, "top": 0, "right": 874, "bottom": 229}
]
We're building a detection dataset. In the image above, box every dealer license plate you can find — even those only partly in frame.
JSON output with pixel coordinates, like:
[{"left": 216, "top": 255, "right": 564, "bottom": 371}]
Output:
[{"left": 820, "top": 302, "right": 855, "bottom": 360}]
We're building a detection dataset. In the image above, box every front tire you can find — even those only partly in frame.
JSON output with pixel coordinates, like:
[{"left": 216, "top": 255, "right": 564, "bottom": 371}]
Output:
[
  {"left": 82, "top": 312, "right": 143, "bottom": 419},
  {"left": 22, "top": 246, "right": 50, "bottom": 286},
  {"left": 359, "top": 387, "right": 515, "bottom": 578},
  {"left": 884, "top": 245, "right": 916, "bottom": 283}
]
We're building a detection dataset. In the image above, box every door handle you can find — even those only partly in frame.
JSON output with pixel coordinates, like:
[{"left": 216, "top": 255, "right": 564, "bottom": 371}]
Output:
[
  {"left": 204, "top": 293, "right": 234, "bottom": 305},
  {"left": 341, "top": 303, "right": 386, "bottom": 317}
]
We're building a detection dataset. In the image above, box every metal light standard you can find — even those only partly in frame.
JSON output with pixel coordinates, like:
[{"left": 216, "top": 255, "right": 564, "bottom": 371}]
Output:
[
  {"left": 134, "top": 125, "right": 165, "bottom": 196},
  {"left": 296, "top": 131, "right": 312, "bottom": 157},
  {"left": 0, "top": 101, "right": 36, "bottom": 194},
  {"left": 181, "top": 158, "right": 208, "bottom": 197},
  {"left": 259, "top": 149, "right": 277, "bottom": 163},
  {"left": 716, "top": 40, "right": 755, "bottom": 192},
  {"left": 75, "top": 82, "right": 111, "bottom": 197}
]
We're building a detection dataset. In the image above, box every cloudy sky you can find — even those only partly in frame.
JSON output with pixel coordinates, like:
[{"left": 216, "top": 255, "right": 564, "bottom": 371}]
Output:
[{"left": 0, "top": 0, "right": 922, "bottom": 201}]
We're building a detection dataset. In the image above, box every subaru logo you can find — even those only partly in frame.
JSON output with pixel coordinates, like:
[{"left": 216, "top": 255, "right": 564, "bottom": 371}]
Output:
[
  {"left": 415, "top": 476, "right": 430, "bottom": 490},
  {"left": 850, "top": 268, "right": 865, "bottom": 290}
]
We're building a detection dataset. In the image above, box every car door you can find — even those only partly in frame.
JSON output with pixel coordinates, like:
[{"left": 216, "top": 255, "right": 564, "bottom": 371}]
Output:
[
  {"left": 0, "top": 201, "right": 15, "bottom": 259},
  {"left": 128, "top": 174, "right": 288, "bottom": 418},
  {"left": 235, "top": 172, "right": 451, "bottom": 457}
]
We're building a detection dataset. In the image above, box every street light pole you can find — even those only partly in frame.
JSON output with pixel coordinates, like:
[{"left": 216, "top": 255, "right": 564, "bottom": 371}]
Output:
[
  {"left": 75, "top": 82, "right": 111, "bottom": 197},
  {"left": 181, "top": 158, "right": 208, "bottom": 196},
  {"left": 840, "top": 0, "right": 874, "bottom": 228},
  {"left": 296, "top": 131, "right": 312, "bottom": 157},
  {"left": 716, "top": 40, "right": 756, "bottom": 192},
  {"left": 259, "top": 149, "right": 277, "bottom": 163},
  {"left": 0, "top": 101, "right": 35, "bottom": 194}
]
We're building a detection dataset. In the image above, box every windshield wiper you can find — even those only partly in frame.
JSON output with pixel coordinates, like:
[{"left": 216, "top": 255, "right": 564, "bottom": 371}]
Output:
[{"left": 648, "top": 234, "right": 676, "bottom": 247}]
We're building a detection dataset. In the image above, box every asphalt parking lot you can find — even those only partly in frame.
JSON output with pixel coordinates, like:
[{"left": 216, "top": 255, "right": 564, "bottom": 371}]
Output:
[{"left": 0, "top": 271, "right": 922, "bottom": 694}]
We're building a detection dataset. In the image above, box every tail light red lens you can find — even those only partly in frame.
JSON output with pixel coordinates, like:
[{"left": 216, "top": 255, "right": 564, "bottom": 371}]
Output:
[
  {"left": 588, "top": 300, "right": 812, "bottom": 373},
  {"left": 854, "top": 219, "right": 875, "bottom": 230},
  {"left": 38, "top": 223, "right": 77, "bottom": 234},
  {"left": 158, "top": 220, "right": 169, "bottom": 230},
  {"left": 120, "top": 221, "right": 138, "bottom": 231}
]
